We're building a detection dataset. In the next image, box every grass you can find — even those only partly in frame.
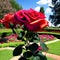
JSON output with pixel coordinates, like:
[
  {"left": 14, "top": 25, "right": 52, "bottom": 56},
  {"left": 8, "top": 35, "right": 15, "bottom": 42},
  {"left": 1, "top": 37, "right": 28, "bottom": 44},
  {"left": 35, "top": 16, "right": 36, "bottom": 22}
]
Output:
[
  {"left": 0, "top": 49, "right": 13, "bottom": 60},
  {"left": 0, "top": 49, "right": 54, "bottom": 60},
  {"left": 47, "top": 41, "right": 60, "bottom": 55},
  {"left": 47, "top": 57, "right": 54, "bottom": 60}
]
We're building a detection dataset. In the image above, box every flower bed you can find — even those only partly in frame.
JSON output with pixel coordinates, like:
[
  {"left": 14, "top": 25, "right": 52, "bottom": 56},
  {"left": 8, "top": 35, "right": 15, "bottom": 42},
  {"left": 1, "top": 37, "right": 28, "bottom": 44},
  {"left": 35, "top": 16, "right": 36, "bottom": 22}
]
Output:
[{"left": 38, "top": 34, "right": 55, "bottom": 42}]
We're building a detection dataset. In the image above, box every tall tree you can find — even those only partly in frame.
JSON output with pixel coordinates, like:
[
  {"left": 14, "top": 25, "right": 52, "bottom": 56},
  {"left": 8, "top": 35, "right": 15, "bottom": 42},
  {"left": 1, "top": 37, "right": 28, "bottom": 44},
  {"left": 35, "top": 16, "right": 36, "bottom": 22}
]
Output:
[
  {"left": 10, "top": 0, "right": 23, "bottom": 11},
  {"left": 40, "top": 7, "right": 45, "bottom": 13},
  {"left": 49, "top": 0, "right": 60, "bottom": 26}
]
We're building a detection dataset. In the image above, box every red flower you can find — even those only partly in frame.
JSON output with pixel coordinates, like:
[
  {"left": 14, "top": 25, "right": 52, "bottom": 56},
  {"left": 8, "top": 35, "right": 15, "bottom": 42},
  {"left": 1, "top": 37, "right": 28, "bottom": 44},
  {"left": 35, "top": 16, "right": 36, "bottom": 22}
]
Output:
[
  {"left": 15, "top": 9, "right": 48, "bottom": 31},
  {"left": 35, "top": 46, "right": 42, "bottom": 52},
  {"left": 1, "top": 13, "right": 15, "bottom": 28}
]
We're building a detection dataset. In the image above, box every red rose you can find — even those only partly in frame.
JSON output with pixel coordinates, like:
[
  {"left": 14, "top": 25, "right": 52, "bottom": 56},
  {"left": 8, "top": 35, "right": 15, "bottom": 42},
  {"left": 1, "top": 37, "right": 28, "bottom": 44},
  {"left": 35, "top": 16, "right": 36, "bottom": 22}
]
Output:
[
  {"left": 1, "top": 13, "right": 15, "bottom": 28},
  {"left": 15, "top": 8, "right": 49, "bottom": 31}
]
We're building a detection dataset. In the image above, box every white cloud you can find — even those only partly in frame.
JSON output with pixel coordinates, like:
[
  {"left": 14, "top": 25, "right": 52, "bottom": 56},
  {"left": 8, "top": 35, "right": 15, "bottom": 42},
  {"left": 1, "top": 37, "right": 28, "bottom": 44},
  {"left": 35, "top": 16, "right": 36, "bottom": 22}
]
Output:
[
  {"left": 36, "top": 0, "right": 48, "bottom": 5},
  {"left": 36, "top": 0, "right": 51, "bottom": 5},
  {"left": 45, "top": 8, "right": 51, "bottom": 14},
  {"left": 34, "top": 6, "right": 40, "bottom": 12},
  {"left": 48, "top": 21, "right": 54, "bottom": 26},
  {"left": 48, "top": 3, "right": 54, "bottom": 7}
]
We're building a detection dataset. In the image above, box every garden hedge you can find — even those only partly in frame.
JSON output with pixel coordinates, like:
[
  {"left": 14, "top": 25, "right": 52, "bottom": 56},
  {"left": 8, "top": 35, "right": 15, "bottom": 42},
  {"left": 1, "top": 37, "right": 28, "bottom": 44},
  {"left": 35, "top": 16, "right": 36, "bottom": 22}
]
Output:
[
  {"left": 38, "top": 32, "right": 60, "bottom": 39},
  {"left": 0, "top": 42, "right": 25, "bottom": 48}
]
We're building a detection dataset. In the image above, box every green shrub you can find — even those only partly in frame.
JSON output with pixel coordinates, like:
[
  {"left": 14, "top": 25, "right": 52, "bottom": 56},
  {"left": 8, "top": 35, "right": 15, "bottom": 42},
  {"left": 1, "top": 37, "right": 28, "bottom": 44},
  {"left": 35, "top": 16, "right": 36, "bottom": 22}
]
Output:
[{"left": 0, "top": 42, "right": 25, "bottom": 48}]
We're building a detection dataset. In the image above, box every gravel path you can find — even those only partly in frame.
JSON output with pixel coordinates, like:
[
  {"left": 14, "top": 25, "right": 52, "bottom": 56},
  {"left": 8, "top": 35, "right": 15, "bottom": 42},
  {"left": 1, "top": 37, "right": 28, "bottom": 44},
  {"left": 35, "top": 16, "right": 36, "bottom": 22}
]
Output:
[{"left": 43, "top": 52, "right": 60, "bottom": 60}]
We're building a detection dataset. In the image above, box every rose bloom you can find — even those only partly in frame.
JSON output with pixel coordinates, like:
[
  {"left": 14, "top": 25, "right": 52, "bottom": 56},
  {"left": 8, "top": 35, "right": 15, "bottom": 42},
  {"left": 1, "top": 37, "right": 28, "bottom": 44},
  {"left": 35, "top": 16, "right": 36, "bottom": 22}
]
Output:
[
  {"left": 14, "top": 8, "right": 49, "bottom": 32},
  {"left": 0, "top": 13, "right": 15, "bottom": 28}
]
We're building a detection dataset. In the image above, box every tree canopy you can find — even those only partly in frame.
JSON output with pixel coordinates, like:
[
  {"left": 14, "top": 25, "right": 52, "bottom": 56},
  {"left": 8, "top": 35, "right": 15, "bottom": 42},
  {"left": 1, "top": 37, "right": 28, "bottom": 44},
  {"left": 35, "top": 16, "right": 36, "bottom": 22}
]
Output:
[{"left": 10, "top": 0, "right": 23, "bottom": 11}]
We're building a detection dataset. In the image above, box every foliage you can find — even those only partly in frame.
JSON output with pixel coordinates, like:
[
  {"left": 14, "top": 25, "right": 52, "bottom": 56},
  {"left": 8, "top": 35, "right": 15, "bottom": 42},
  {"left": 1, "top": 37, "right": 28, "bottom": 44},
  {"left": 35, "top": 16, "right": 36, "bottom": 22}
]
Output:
[
  {"left": 40, "top": 7, "right": 45, "bottom": 13},
  {"left": 9, "top": 0, "right": 23, "bottom": 11},
  {"left": 0, "top": 23, "right": 4, "bottom": 28}
]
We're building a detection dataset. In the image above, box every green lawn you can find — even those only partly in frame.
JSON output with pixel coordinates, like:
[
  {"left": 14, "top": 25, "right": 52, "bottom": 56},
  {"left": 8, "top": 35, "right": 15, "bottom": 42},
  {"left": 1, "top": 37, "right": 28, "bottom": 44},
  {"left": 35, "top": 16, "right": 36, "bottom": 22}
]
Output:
[
  {"left": 47, "top": 41, "right": 60, "bottom": 55},
  {"left": 0, "top": 49, "right": 54, "bottom": 60},
  {"left": 0, "top": 49, "right": 13, "bottom": 60}
]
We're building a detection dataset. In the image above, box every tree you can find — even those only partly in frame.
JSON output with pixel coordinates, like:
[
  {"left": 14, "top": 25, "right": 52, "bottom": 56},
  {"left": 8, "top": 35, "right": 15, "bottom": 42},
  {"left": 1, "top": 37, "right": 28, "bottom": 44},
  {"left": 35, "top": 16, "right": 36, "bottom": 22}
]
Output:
[
  {"left": 40, "top": 7, "right": 45, "bottom": 13},
  {"left": 9, "top": 0, "right": 23, "bottom": 11},
  {"left": 0, "top": 0, "right": 23, "bottom": 19},
  {"left": 49, "top": 0, "right": 60, "bottom": 26}
]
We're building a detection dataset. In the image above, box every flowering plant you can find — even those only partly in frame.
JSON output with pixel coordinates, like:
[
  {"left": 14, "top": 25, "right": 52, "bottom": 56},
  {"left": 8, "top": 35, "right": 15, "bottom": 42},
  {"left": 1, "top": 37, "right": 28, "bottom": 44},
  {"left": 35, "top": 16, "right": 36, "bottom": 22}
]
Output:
[
  {"left": 0, "top": 8, "right": 49, "bottom": 60},
  {"left": 39, "top": 34, "right": 55, "bottom": 42}
]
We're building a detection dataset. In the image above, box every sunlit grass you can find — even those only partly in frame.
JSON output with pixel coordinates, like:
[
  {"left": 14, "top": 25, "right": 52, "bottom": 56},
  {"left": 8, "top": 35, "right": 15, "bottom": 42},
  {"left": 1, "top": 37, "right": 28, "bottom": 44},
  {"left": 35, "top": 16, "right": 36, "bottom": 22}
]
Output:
[
  {"left": 47, "top": 41, "right": 60, "bottom": 55},
  {"left": 0, "top": 49, "right": 54, "bottom": 60}
]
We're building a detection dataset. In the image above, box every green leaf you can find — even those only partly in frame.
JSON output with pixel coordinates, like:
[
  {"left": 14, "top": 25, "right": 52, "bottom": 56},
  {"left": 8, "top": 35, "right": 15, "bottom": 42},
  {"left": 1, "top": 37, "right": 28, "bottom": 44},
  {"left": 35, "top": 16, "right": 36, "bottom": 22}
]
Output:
[
  {"left": 17, "top": 31, "right": 25, "bottom": 40},
  {"left": 40, "top": 42, "right": 48, "bottom": 51},
  {"left": 32, "top": 56, "right": 40, "bottom": 60},
  {"left": 13, "top": 45, "right": 22, "bottom": 56},
  {"left": 37, "top": 51, "right": 43, "bottom": 56},
  {"left": 33, "top": 36, "right": 40, "bottom": 43},
  {"left": 23, "top": 51, "right": 33, "bottom": 58},
  {"left": 39, "top": 55, "right": 47, "bottom": 60},
  {"left": 29, "top": 43, "right": 38, "bottom": 52}
]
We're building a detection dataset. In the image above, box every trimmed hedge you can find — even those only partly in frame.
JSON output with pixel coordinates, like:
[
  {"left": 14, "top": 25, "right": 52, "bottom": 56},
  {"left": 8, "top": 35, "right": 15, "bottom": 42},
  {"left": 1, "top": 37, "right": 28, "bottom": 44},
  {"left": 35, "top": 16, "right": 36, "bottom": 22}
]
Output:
[
  {"left": 0, "top": 29, "right": 22, "bottom": 36},
  {"left": 38, "top": 32, "right": 60, "bottom": 39},
  {"left": 44, "top": 27, "right": 60, "bottom": 30},
  {"left": 38, "top": 32, "right": 60, "bottom": 35},
  {"left": 0, "top": 42, "right": 25, "bottom": 48}
]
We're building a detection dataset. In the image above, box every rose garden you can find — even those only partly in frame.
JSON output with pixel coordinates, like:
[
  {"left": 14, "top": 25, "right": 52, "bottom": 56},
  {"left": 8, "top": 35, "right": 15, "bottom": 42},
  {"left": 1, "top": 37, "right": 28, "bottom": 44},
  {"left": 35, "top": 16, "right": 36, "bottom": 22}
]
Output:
[{"left": 0, "top": 0, "right": 60, "bottom": 60}]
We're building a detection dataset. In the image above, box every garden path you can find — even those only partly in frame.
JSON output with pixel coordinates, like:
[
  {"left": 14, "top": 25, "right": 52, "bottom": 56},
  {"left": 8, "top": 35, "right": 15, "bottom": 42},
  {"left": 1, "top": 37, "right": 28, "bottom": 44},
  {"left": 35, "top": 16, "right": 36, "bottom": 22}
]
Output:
[{"left": 43, "top": 52, "right": 60, "bottom": 60}]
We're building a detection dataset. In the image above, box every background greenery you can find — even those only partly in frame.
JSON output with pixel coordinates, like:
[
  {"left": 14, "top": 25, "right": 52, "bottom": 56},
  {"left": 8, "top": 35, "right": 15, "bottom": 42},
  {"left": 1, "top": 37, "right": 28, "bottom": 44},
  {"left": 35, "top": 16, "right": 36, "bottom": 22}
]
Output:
[{"left": 10, "top": 0, "right": 23, "bottom": 11}]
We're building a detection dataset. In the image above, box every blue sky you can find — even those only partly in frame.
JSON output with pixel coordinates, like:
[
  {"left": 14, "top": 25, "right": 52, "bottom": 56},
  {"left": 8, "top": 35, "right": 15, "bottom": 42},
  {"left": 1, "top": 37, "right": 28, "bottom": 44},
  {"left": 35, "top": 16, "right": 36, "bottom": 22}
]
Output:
[{"left": 16, "top": 0, "right": 54, "bottom": 26}]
